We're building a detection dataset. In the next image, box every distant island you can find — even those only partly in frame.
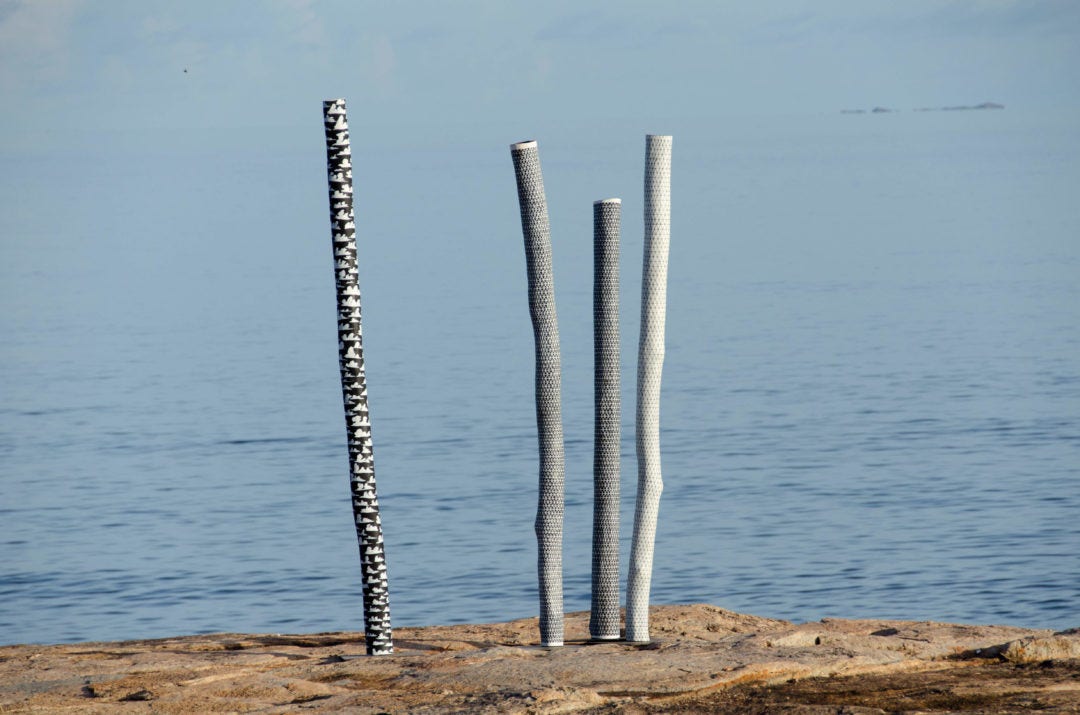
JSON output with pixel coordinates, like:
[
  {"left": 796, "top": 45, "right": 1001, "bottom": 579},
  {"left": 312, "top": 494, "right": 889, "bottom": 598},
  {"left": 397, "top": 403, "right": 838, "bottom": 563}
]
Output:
[
  {"left": 918, "top": 102, "right": 1004, "bottom": 112},
  {"left": 842, "top": 102, "right": 1004, "bottom": 114}
]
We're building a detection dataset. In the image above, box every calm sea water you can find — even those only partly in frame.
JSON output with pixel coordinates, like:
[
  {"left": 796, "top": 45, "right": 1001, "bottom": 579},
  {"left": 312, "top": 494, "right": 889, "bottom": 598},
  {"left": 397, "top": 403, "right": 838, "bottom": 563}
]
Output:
[{"left": 2, "top": 109, "right": 1078, "bottom": 645}]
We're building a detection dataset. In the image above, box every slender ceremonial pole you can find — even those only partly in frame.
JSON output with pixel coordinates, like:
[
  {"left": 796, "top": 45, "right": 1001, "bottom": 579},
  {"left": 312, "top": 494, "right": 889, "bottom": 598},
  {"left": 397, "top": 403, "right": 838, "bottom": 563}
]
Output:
[
  {"left": 626, "top": 134, "right": 672, "bottom": 643},
  {"left": 323, "top": 98, "right": 392, "bottom": 655},
  {"left": 590, "top": 198, "right": 622, "bottom": 641},
  {"left": 510, "top": 140, "right": 565, "bottom": 647}
]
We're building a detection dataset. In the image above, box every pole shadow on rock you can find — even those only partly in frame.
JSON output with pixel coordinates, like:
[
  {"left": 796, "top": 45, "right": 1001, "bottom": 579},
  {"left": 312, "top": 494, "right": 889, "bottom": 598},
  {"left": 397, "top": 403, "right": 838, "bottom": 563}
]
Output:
[{"left": 323, "top": 98, "right": 392, "bottom": 655}]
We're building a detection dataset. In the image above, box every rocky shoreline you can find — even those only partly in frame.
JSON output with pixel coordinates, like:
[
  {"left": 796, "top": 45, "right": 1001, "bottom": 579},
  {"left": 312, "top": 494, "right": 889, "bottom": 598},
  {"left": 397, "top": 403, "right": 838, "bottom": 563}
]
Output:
[{"left": 2, "top": 604, "right": 1077, "bottom": 713}]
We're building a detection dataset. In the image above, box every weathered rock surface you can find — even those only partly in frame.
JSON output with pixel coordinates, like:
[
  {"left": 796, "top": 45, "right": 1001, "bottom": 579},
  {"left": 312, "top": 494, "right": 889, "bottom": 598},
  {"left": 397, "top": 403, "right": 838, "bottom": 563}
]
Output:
[{"left": 1, "top": 605, "right": 1077, "bottom": 713}]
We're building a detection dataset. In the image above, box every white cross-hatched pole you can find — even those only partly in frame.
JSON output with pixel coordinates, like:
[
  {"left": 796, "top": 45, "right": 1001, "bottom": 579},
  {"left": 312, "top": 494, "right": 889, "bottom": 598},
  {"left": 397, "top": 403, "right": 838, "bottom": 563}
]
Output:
[
  {"left": 510, "top": 140, "right": 566, "bottom": 647},
  {"left": 590, "top": 198, "right": 622, "bottom": 641},
  {"left": 323, "top": 98, "right": 392, "bottom": 655},
  {"left": 626, "top": 134, "right": 672, "bottom": 643}
]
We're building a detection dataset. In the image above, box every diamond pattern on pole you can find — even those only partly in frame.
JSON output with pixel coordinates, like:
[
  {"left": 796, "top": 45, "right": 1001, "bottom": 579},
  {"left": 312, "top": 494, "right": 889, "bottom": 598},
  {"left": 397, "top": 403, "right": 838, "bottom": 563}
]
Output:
[
  {"left": 510, "top": 141, "right": 566, "bottom": 647},
  {"left": 591, "top": 199, "right": 622, "bottom": 641},
  {"left": 627, "top": 134, "right": 672, "bottom": 644}
]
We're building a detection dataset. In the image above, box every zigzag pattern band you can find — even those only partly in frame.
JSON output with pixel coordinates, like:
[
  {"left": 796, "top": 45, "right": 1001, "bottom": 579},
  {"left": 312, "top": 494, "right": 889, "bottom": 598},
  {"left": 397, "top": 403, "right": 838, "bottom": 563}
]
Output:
[{"left": 323, "top": 98, "right": 393, "bottom": 655}]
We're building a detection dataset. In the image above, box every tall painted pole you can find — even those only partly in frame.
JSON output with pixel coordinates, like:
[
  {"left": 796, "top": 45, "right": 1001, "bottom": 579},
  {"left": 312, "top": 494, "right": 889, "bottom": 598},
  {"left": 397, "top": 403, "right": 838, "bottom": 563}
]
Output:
[
  {"left": 590, "top": 198, "right": 622, "bottom": 641},
  {"left": 323, "top": 98, "right": 392, "bottom": 655},
  {"left": 510, "top": 140, "right": 565, "bottom": 647},
  {"left": 626, "top": 134, "right": 672, "bottom": 643}
]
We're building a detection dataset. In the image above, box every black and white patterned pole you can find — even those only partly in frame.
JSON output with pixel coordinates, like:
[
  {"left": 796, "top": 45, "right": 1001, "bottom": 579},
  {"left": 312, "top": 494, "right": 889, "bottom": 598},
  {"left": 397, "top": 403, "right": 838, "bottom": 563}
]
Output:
[
  {"left": 626, "top": 134, "right": 672, "bottom": 643},
  {"left": 510, "top": 140, "right": 565, "bottom": 647},
  {"left": 590, "top": 198, "right": 622, "bottom": 641},
  {"left": 323, "top": 98, "right": 392, "bottom": 655}
]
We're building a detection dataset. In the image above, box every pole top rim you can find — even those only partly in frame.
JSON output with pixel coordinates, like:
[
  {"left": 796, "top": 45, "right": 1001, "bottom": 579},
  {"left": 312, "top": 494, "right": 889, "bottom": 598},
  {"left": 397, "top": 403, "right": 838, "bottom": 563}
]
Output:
[
  {"left": 510, "top": 139, "right": 538, "bottom": 151},
  {"left": 594, "top": 198, "right": 622, "bottom": 205}
]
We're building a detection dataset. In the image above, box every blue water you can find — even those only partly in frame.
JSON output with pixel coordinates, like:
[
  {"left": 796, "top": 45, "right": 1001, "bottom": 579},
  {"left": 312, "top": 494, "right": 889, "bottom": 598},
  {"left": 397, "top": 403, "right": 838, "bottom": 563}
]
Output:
[{"left": 2, "top": 109, "right": 1078, "bottom": 645}]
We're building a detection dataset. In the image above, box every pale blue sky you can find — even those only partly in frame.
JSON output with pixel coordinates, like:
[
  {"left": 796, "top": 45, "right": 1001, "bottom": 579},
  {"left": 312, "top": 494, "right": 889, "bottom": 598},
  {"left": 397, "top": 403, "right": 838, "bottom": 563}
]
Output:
[{"left": 2, "top": 0, "right": 1078, "bottom": 151}]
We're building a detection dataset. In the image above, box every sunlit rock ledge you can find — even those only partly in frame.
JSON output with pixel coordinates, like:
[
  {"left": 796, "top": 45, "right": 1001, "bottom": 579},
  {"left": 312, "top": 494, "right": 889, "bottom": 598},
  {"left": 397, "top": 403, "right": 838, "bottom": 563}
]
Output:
[{"left": 2, "top": 604, "right": 1077, "bottom": 713}]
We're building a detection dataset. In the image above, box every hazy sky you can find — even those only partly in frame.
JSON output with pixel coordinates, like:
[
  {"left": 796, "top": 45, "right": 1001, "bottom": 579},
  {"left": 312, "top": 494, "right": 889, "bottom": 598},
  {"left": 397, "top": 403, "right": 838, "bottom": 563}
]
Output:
[{"left": 2, "top": 0, "right": 1078, "bottom": 151}]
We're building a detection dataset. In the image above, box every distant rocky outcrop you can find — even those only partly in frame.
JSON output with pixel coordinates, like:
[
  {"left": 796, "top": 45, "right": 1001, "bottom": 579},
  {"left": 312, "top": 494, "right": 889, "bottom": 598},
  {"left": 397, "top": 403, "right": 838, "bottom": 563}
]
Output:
[
  {"left": 938, "top": 101, "right": 1005, "bottom": 111},
  {"left": 839, "top": 106, "right": 896, "bottom": 114},
  {"left": 844, "top": 101, "right": 1005, "bottom": 114}
]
